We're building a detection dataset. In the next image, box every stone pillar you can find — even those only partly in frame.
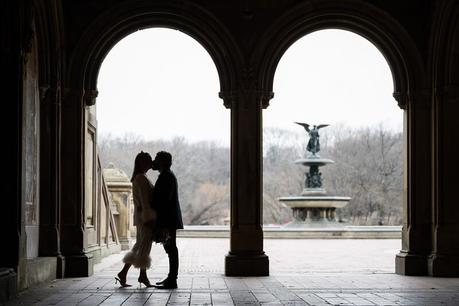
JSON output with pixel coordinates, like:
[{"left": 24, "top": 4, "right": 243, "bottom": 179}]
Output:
[
  {"left": 428, "top": 85, "right": 459, "bottom": 276},
  {"left": 222, "top": 89, "right": 271, "bottom": 276},
  {"left": 1, "top": 1, "right": 21, "bottom": 301},
  {"left": 319, "top": 210, "right": 326, "bottom": 221},
  {"left": 395, "top": 91, "right": 432, "bottom": 276},
  {"left": 103, "top": 163, "right": 133, "bottom": 250},
  {"left": 306, "top": 210, "right": 311, "bottom": 221},
  {"left": 59, "top": 88, "right": 93, "bottom": 277},
  {"left": 327, "top": 208, "right": 336, "bottom": 221},
  {"left": 39, "top": 86, "right": 64, "bottom": 277}
]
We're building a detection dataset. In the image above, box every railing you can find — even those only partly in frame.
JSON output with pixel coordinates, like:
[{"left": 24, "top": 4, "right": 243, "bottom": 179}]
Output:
[
  {"left": 98, "top": 156, "right": 120, "bottom": 246},
  {"left": 84, "top": 149, "right": 121, "bottom": 260}
]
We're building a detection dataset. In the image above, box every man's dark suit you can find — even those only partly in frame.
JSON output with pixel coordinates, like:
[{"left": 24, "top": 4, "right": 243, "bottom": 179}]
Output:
[{"left": 153, "top": 169, "right": 183, "bottom": 280}]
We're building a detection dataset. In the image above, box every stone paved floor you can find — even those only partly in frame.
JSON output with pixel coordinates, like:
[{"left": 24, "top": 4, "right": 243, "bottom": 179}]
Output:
[{"left": 6, "top": 239, "right": 459, "bottom": 305}]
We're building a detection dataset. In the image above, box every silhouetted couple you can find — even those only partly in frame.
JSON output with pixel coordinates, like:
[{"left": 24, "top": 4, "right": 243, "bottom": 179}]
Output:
[{"left": 115, "top": 151, "right": 183, "bottom": 289}]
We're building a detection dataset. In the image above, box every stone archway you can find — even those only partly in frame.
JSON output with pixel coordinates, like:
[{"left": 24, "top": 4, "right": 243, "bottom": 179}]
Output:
[
  {"left": 6, "top": 2, "right": 459, "bottom": 303},
  {"left": 60, "top": 1, "right": 250, "bottom": 277},
  {"left": 60, "top": 0, "right": 434, "bottom": 278},
  {"left": 253, "top": 0, "right": 430, "bottom": 276}
]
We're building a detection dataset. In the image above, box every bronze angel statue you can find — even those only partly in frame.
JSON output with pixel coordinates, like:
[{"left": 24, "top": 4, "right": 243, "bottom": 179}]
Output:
[{"left": 295, "top": 122, "right": 329, "bottom": 156}]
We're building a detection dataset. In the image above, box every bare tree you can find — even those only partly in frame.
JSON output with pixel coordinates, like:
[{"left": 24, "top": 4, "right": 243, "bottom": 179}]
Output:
[
  {"left": 98, "top": 134, "right": 231, "bottom": 225},
  {"left": 98, "top": 124, "right": 403, "bottom": 226}
]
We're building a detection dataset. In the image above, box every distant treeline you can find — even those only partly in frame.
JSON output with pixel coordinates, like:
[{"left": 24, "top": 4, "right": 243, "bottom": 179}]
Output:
[{"left": 99, "top": 124, "right": 403, "bottom": 226}]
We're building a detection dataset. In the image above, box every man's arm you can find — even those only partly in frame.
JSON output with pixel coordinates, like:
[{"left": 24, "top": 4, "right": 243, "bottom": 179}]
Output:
[
  {"left": 155, "top": 172, "right": 175, "bottom": 204},
  {"left": 163, "top": 171, "right": 176, "bottom": 203}
]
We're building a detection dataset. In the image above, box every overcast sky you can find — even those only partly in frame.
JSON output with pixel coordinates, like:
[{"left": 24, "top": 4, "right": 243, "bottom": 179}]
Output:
[{"left": 97, "top": 28, "right": 402, "bottom": 145}]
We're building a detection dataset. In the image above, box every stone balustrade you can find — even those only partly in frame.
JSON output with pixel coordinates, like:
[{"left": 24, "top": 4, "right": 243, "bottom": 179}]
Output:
[{"left": 103, "top": 163, "right": 134, "bottom": 250}]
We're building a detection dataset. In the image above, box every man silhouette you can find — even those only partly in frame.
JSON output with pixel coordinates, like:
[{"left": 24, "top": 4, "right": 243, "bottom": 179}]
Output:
[{"left": 151, "top": 151, "right": 183, "bottom": 289}]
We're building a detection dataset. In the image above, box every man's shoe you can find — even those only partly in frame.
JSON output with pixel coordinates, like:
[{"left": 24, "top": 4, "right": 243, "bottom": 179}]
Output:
[
  {"left": 154, "top": 280, "right": 177, "bottom": 289},
  {"left": 155, "top": 278, "right": 168, "bottom": 285}
]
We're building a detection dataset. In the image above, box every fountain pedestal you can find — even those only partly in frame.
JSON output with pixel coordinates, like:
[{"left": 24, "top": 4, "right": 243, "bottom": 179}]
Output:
[{"left": 279, "top": 157, "right": 351, "bottom": 227}]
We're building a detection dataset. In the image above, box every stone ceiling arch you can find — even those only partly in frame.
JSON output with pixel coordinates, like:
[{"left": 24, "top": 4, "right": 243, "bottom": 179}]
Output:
[
  {"left": 254, "top": 0, "right": 426, "bottom": 110},
  {"left": 67, "top": 0, "right": 242, "bottom": 107}
]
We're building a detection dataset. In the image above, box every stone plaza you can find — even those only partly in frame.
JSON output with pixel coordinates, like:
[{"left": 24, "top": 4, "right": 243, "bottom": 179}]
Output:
[{"left": 6, "top": 238, "right": 459, "bottom": 306}]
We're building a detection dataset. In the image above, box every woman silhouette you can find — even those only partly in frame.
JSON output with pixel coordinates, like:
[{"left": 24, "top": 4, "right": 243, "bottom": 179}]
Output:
[{"left": 115, "top": 151, "right": 156, "bottom": 287}]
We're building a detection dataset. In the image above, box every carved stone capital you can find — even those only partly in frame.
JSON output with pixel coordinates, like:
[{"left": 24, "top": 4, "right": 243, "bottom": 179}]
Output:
[
  {"left": 219, "top": 91, "right": 237, "bottom": 109},
  {"left": 393, "top": 91, "right": 408, "bottom": 109},
  {"left": 219, "top": 66, "right": 273, "bottom": 109},
  {"left": 394, "top": 89, "right": 432, "bottom": 110},
  {"left": 258, "top": 90, "right": 274, "bottom": 109},
  {"left": 84, "top": 89, "right": 99, "bottom": 106},
  {"left": 219, "top": 89, "right": 273, "bottom": 109}
]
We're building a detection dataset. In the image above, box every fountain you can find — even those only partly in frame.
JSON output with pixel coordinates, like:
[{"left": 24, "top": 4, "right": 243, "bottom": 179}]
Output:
[{"left": 279, "top": 122, "right": 351, "bottom": 227}]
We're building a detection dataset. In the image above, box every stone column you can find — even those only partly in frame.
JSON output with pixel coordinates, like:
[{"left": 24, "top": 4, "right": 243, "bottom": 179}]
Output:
[
  {"left": 306, "top": 210, "right": 312, "bottom": 221},
  {"left": 319, "top": 210, "right": 326, "bottom": 221},
  {"left": 103, "top": 164, "right": 133, "bottom": 250},
  {"left": 428, "top": 85, "right": 459, "bottom": 276},
  {"left": 395, "top": 91, "right": 432, "bottom": 276},
  {"left": 39, "top": 86, "right": 64, "bottom": 277},
  {"left": 222, "top": 88, "right": 271, "bottom": 276},
  {"left": 1, "top": 2, "right": 21, "bottom": 300},
  {"left": 59, "top": 88, "right": 93, "bottom": 277},
  {"left": 327, "top": 208, "right": 336, "bottom": 221}
]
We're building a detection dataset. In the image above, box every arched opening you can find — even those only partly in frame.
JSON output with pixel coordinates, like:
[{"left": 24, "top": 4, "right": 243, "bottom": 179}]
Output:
[
  {"left": 83, "top": 27, "right": 230, "bottom": 269},
  {"left": 256, "top": 0, "right": 428, "bottom": 276},
  {"left": 58, "top": 2, "right": 243, "bottom": 277},
  {"left": 263, "top": 29, "right": 403, "bottom": 273}
]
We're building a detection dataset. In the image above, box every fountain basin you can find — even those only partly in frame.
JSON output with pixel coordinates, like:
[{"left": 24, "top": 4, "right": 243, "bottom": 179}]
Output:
[
  {"left": 294, "top": 158, "right": 334, "bottom": 167},
  {"left": 279, "top": 196, "right": 351, "bottom": 226},
  {"left": 279, "top": 196, "right": 351, "bottom": 209}
]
